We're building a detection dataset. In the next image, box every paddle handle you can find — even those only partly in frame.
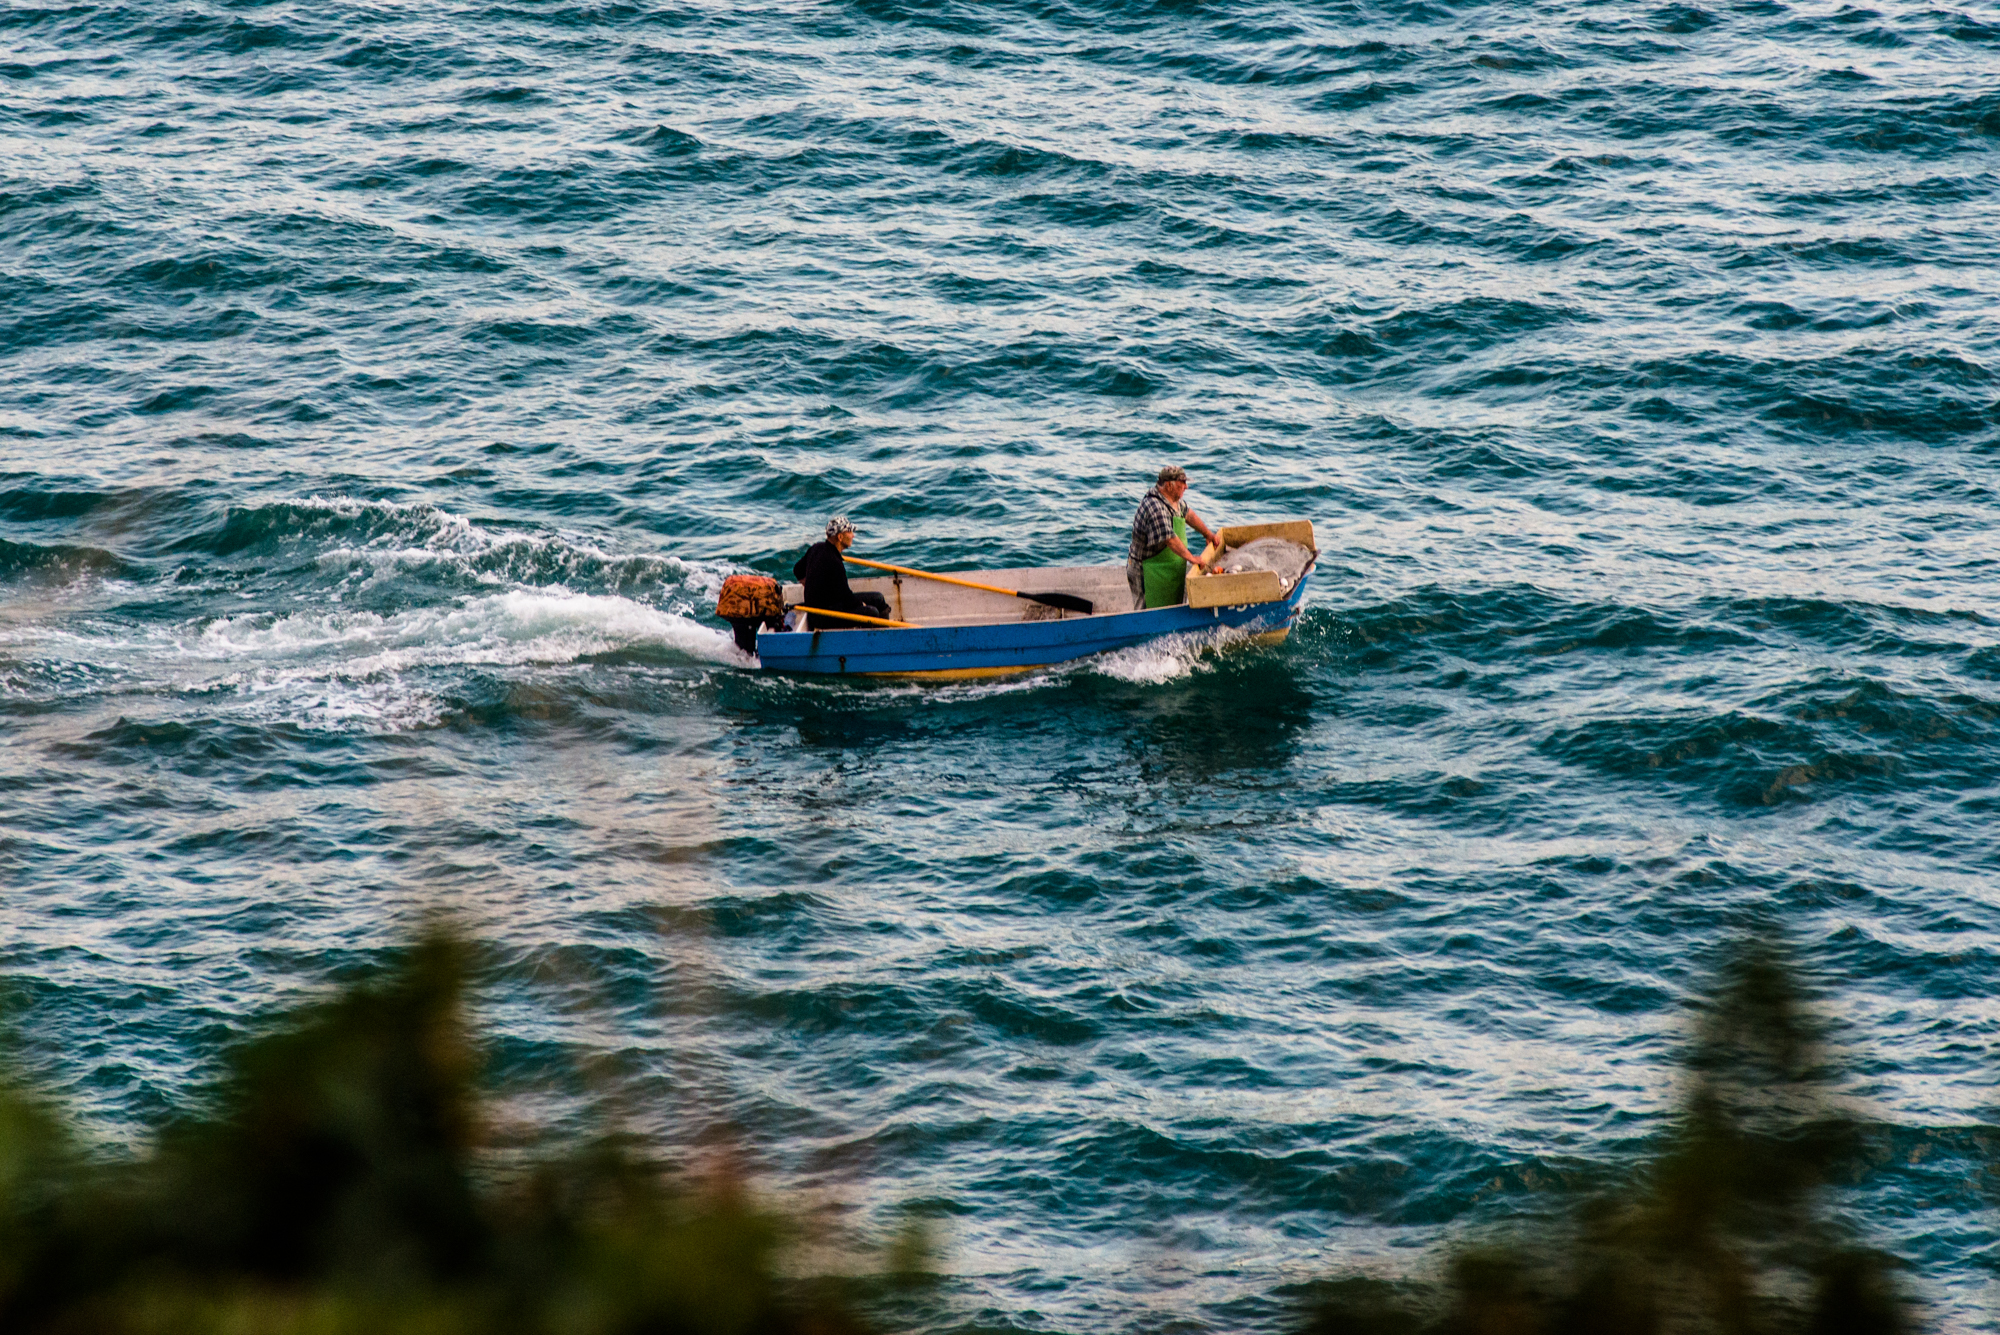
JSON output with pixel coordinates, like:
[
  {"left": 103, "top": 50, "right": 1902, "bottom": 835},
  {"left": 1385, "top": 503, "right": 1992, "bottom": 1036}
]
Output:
[
  {"left": 844, "top": 555, "right": 1024, "bottom": 601},
  {"left": 793, "top": 604, "right": 917, "bottom": 629}
]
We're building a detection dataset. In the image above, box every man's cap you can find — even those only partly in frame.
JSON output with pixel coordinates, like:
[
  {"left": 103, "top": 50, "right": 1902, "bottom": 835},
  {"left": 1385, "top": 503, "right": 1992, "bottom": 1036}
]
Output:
[
  {"left": 826, "top": 516, "right": 855, "bottom": 539},
  {"left": 1156, "top": 465, "right": 1188, "bottom": 484}
]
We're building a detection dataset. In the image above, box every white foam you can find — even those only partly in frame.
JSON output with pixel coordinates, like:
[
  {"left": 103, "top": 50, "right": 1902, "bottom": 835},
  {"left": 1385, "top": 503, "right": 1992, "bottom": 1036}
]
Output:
[
  {"left": 291, "top": 495, "right": 705, "bottom": 605},
  {"left": 261, "top": 675, "right": 453, "bottom": 733},
  {"left": 211, "top": 589, "right": 752, "bottom": 730},
  {"left": 6, "top": 585, "right": 751, "bottom": 731},
  {"left": 5, "top": 492, "right": 764, "bottom": 731},
  {"left": 1090, "top": 630, "right": 1215, "bottom": 684},
  {"left": 200, "top": 587, "right": 744, "bottom": 675}
]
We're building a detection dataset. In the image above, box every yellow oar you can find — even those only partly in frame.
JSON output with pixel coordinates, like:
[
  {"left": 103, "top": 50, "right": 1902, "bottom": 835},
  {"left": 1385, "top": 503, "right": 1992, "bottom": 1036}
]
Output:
[
  {"left": 794, "top": 605, "right": 917, "bottom": 629},
  {"left": 845, "top": 556, "right": 1094, "bottom": 614}
]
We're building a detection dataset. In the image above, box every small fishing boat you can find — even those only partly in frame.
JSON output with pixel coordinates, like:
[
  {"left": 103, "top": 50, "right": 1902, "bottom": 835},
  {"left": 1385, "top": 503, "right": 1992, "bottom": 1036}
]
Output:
[{"left": 736, "top": 520, "right": 1315, "bottom": 679}]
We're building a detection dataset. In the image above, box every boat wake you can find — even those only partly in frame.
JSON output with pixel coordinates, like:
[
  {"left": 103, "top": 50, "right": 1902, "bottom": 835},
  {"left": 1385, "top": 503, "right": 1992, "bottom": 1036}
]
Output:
[
  {"left": 0, "top": 497, "right": 755, "bottom": 732},
  {"left": 1088, "top": 625, "right": 1270, "bottom": 685}
]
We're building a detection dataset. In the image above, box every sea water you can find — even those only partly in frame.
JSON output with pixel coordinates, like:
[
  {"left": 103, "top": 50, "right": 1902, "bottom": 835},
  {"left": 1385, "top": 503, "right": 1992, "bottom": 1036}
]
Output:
[{"left": 2, "top": 0, "right": 1997, "bottom": 1328}]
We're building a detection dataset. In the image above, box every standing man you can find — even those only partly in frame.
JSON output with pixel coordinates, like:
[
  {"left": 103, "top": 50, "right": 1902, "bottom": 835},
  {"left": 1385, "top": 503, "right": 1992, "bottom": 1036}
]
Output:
[
  {"left": 794, "top": 517, "right": 894, "bottom": 629},
  {"left": 1128, "top": 465, "right": 1219, "bottom": 609}
]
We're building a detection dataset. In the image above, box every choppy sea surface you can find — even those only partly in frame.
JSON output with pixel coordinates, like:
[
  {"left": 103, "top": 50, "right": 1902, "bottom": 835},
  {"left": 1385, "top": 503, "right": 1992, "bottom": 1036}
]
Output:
[{"left": 4, "top": 0, "right": 1999, "bottom": 1327}]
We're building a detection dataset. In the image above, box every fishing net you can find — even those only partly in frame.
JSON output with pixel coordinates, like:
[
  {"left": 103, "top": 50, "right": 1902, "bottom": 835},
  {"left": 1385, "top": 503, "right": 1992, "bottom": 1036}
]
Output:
[{"left": 1212, "top": 537, "right": 1314, "bottom": 590}]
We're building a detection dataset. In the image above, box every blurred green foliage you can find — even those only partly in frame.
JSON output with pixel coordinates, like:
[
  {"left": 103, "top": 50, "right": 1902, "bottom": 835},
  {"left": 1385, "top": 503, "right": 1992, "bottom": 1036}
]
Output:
[
  {"left": 0, "top": 927, "right": 1956, "bottom": 1335},
  {"left": 0, "top": 931, "right": 886, "bottom": 1335},
  {"left": 1299, "top": 935, "right": 1917, "bottom": 1335}
]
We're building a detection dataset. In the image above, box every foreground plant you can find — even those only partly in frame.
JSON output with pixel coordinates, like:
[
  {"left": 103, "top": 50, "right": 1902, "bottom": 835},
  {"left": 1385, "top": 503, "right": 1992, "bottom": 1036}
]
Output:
[
  {"left": 0, "top": 931, "right": 885, "bottom": 1335},
  {"left": 1299, "top": 934, "right": 1914, "bottom": 1335}
]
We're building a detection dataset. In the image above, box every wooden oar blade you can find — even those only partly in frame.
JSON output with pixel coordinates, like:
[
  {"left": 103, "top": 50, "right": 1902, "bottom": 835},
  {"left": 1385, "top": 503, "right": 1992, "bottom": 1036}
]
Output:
[{"left": 1026, "top": 591, "right": 1093, "bottom": 614}]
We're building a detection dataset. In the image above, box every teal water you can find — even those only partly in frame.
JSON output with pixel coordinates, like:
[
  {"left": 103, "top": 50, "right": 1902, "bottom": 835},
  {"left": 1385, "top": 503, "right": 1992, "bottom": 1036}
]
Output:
[{"left": 3, "top": 0, "right": 1999, "bottom": 1327}]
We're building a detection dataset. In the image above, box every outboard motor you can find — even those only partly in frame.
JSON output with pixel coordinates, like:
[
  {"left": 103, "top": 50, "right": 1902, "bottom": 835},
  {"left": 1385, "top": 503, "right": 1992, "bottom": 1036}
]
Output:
[{"left": 716, "top": 575, "right": 787, "bottom": 654}]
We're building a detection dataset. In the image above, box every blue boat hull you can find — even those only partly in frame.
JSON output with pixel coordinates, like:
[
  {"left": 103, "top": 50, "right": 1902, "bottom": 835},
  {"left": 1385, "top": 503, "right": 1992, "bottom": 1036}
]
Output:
[{"left": 754, "top": 574, "right": 1309, "bottom": 678}]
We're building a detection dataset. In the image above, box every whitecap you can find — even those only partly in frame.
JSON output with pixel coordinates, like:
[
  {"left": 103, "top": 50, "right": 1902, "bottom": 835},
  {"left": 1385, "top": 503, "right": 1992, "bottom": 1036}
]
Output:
[
  {"left": 1088, "top": 626, "right": 1258, "bottom": 684},
  {"left": 198, "top": 587, "right": 744, "bottom": 676}
]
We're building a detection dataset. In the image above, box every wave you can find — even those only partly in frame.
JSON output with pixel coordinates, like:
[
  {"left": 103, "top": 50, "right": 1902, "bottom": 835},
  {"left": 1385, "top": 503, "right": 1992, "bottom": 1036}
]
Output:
[
  {"left": 644, "top": 326, "right": 1164, "bottom": 409},
  {"left": 1086, "top": 625, "right": 1271, "bottom": 685},
  {"left": 0, "top": 494, "right": 754, "bottom": 729},
  {"left": 40, "top": 587, "right": 744, "bottom": 733},
  {"left": 201, "top": 585, "right": 737, "bottom": 670},
  {"left": 170, "top": 495, "right": 703, "bottom": 594},
  {"left": 0, "top": 487, "right": 749, "bottom": 611},
  {"left": 1539, "top": 708, "right": 1898, "bottom": 808},
  {"left": 0, "top": 536, "right": 128, "bottom": 584},
  {"left": 8, "top": 2, "right": 2000, "bottom": 1328}
]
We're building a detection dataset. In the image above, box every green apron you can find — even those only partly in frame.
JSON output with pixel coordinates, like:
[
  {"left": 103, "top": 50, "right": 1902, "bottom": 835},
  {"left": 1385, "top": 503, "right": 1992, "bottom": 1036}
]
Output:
[{"left": 1141, "top": 511, "right": 1189, "bottom": 608}]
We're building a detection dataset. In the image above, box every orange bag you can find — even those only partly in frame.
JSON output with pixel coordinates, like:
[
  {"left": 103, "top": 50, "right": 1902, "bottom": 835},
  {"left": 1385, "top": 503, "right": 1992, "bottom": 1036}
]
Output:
[{"left": 716, "top": 574, "right": 784, "bottom": 621}]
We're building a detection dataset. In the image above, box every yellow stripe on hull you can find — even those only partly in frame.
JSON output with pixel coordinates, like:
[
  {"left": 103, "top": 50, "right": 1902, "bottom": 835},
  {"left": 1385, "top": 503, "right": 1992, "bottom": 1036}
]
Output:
[{"left": 861, "top": 663, "right": 1044, "bottom": 680}]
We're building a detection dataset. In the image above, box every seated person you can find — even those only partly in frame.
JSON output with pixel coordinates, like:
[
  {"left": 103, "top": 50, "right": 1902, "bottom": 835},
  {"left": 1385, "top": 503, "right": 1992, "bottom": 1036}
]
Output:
[{"left": 794, "top": 517, "right": 894, "bottom": 629}]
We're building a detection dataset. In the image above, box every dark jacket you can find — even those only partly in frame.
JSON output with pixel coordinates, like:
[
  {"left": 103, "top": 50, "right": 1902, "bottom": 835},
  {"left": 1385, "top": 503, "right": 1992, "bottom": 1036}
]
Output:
[{"left": 794, "top": 541, "right": 864, "bottom": 630}]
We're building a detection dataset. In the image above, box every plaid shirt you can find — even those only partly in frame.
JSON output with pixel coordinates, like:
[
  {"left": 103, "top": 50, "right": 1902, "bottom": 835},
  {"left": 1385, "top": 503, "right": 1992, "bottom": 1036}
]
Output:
[{"left": 1129, "top": 486, "right": 1186, "bottom": 561}]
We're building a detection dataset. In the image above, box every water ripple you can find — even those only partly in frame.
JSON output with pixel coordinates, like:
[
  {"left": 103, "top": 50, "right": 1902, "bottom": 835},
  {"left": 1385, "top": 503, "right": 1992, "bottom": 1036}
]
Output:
[{"left": 3, "top": 0, "right": 1999, "bottom": 1329}]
